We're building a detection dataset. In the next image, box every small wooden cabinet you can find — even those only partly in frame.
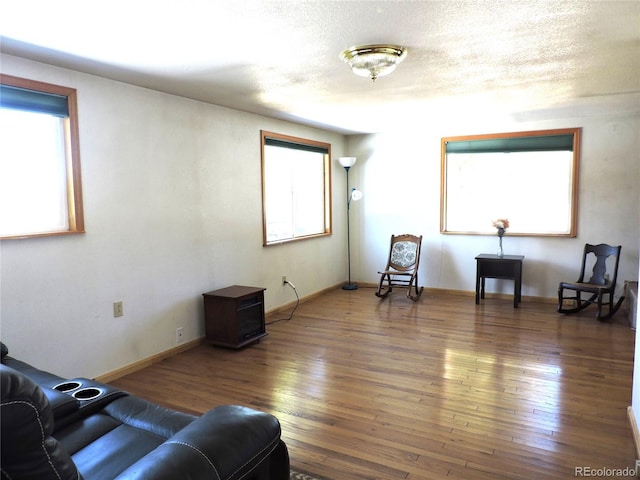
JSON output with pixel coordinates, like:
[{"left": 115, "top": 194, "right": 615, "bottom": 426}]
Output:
[{"left": 202, "top": 285, "right": 267, "bottom": 349}]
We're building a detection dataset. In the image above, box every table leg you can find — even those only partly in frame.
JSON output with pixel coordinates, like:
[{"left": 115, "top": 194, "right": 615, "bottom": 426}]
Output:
[{"left": 514, "top": 263, "right": 522, "bottom": 308}]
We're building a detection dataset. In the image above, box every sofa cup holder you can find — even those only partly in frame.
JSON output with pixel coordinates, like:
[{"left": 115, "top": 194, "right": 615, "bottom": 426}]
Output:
[
  {"left": 53, "top": 381, "right": 83, "bottom": 393},
  {"left": 72, "top": 387, "right": 103, "bottom": 401}
]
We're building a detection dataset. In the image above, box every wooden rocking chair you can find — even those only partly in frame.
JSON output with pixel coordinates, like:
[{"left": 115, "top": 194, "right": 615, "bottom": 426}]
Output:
[
  {"left": 557, "top": 243, "right": 625, "bottom": 321},
  {"left": 375, "top": 234, "right": 424, "bottom": 301}
]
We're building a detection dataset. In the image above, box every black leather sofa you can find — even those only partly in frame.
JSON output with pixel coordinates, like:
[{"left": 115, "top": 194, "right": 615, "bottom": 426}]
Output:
[{"left": 0, "top": 343, "right": 289, "bottom": 480}]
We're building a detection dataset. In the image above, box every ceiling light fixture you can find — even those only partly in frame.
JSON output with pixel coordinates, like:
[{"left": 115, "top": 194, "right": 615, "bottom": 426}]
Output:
[{"left": 340, "top": 44, "right": 408, "bottom": 82}]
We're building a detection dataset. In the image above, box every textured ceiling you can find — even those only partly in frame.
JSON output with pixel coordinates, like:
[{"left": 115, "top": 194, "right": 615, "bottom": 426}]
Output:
[{"left": 1, "top": 0, "right": 639, "bottom": 133}]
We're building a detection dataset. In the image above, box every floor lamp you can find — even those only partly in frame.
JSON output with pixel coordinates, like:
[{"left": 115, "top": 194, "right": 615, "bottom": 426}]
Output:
[{"left": 338, "top": 157, "right": 363, "bottom": 290}]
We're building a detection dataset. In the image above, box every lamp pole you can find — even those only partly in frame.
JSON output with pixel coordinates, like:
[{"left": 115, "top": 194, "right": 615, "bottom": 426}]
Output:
[
  {"left": 343, "top": 166, "right": 357, "bottom": 290},
  {"left": 337, "top": 156, "right": 358, "bottom": 291}
]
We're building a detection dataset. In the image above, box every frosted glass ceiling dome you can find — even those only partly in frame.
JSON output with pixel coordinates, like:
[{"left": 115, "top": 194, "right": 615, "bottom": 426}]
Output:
[{"left": 340, "top": 44, "right": 408, "bottom": 82}]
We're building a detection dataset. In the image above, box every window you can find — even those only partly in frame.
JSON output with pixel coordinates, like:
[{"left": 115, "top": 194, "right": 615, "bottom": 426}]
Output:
[
  {"left": 0, "top": 74, "right": 84, "bottom": 239},
  {"left": 440, "top": 128, "right": 580, "bottom": 236},
  {"left": 261, "top": 131, "right": 332, "bottom": 245}
]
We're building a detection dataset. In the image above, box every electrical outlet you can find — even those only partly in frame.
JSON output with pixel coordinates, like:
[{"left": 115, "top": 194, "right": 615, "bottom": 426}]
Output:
[
  {"left": 176, "top": 327, "right": 184, "bottom": 343},
  {"left": 282, "top": 275, "right": 287, "bottom": 285},
  {"left": 113, "top": 301, "right": 123, "bottom": 318}
]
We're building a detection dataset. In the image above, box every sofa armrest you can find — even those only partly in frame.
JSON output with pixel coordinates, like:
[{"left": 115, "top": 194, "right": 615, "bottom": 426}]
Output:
[
  {"left": 41, "top": 386, "right": 80, "bottom": 421},
  {"left": 114, "top": 405, "right": 284, "bottom": 480}
]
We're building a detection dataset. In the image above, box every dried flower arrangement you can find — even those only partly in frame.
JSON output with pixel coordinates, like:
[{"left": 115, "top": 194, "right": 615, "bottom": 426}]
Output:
[{"left": 492, "top": 218, "right": 510, "bottom": 237}]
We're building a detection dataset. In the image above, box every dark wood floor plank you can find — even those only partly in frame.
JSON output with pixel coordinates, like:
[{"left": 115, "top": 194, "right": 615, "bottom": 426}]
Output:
[{"left": 111, "top": 287, "right": 637, "bottom": 479}]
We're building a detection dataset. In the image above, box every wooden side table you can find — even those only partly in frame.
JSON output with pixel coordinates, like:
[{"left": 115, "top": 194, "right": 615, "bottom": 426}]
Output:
[
  {"left": 475, "top": 254, "right": 524, "bottom": 308},
  {"left": 202, "top": 285, "right": 267, "bottom": 349}
]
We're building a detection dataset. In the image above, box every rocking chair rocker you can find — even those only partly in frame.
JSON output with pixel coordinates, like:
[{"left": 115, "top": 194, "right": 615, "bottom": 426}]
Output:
[
  {"left": 375, "top": 234, "right": 424, "bottom": 301},
  {"left": 557, "top": 243, "right": 625, "bottom": 321}
]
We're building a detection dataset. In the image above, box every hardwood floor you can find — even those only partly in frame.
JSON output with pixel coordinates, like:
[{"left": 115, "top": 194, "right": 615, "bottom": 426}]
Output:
[{"left": 110, "top": 287, "right": 637, "bottom": 479}]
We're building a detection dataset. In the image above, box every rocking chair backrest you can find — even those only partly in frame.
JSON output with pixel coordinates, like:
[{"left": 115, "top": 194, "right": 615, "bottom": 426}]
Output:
[
  {"left": 578, "top": 243, "right": 622, "bottom": 287},
  {"left": 558, "top": 242, "right": 624, "bottom": 321},
  {"left": 386, "top": 234, "right": 422, "bottom": 273}
]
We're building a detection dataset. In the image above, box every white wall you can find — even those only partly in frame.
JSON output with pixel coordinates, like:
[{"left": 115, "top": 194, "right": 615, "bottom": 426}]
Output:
[
  {"left": 348, "top": 113, "right": 639, "bottom": 299},
  {"left": 1, "top": 53, "right": 638, "bottom": 382},
  {"left": 0, "top": 55, "right": 347, "bottom": 378}
]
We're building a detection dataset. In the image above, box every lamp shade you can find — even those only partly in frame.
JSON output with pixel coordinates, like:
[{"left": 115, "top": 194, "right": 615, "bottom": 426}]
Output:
[{"left": 338, "top": 157, "right": 357, "bottom": 168}]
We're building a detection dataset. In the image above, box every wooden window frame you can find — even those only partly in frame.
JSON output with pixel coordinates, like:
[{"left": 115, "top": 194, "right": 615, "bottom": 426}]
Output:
[
  {"left": 261, "top": 130, "right": 332, "bottom": 246},
  {"left": 1, "top": 74, "right": 84, "bottom": 240},
  {"left": 440, "top": 128, "right": 581, "bottom": 237}
]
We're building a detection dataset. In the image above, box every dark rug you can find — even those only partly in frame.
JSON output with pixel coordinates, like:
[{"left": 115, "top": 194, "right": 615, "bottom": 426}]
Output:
[{"left": 290, "top": 469, "right": 326, "bottom": 480}]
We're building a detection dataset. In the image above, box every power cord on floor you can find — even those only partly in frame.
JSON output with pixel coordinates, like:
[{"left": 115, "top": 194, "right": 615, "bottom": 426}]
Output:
[{"left": 266, "top": 280, "right": 300, "bottom": 325}]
